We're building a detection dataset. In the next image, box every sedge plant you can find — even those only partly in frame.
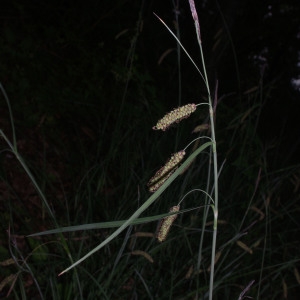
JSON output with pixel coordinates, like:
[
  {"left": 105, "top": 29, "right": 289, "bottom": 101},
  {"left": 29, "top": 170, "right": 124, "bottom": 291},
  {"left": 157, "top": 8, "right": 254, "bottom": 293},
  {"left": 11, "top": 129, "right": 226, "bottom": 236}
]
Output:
[
  {"left": 45, "top": 2, "right": 220, "bottom": 299},
  {"left": 2, "top": 2, "right": 299, "bottom": 299},
  {"left": 10, "top": 4, "right": 267, "bottom": 299}
]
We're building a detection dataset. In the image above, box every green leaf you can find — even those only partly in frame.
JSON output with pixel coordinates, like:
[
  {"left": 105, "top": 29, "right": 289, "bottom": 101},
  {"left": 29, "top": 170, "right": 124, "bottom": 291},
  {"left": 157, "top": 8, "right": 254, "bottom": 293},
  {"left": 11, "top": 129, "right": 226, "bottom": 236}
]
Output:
[{"left": 58, "top": 141, "right": 212, "bottom": 275}]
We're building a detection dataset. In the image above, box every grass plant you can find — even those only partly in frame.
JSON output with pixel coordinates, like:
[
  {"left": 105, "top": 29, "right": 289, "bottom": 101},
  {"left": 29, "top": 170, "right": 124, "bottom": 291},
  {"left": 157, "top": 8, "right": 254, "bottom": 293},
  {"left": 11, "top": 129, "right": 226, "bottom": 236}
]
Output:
[{"left": 1, "top": 2, "right": 299, "bottom": 300}]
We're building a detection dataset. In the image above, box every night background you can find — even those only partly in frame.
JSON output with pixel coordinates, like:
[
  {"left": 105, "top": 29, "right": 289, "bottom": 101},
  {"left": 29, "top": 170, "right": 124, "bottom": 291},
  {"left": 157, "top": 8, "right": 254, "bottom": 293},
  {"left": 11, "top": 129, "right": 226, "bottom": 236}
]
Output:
[{"left": 0, "top": 0, "right": 299, "bottom": 299}]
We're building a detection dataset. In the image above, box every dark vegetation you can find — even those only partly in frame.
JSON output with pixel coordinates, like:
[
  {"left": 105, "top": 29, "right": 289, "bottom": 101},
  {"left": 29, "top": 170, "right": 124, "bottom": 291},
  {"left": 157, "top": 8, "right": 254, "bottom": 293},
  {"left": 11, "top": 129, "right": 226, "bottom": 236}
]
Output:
[{"left": 0, "top": 1, "right": 299, "bottom": 299}]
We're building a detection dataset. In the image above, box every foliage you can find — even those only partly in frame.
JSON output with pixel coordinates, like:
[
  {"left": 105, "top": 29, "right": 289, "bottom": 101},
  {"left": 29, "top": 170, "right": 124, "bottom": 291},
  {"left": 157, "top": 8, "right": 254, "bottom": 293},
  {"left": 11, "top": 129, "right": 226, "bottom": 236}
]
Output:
[{"left": 1, "top": 1, "right": 299, "bottom": 299}]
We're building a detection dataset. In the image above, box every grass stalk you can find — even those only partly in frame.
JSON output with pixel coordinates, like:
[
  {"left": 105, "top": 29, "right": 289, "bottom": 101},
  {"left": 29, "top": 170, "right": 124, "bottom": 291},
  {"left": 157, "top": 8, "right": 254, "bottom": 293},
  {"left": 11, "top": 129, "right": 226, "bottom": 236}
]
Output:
[
  {"left": 187, "top": 1, "right": 219, "bottom": 299},
  {"left": 0, "top": 83, "right": 17, "bottom": 151},
  {"left": 0, "top": 85, "right": 83, "bottom": 299}
]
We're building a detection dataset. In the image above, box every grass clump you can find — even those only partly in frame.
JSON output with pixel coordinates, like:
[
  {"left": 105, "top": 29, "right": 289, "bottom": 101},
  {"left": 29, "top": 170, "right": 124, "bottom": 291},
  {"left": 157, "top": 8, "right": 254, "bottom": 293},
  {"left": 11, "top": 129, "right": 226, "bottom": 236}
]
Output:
[{"left": 1, "top": 1, "right": 299, "bottom": 299}]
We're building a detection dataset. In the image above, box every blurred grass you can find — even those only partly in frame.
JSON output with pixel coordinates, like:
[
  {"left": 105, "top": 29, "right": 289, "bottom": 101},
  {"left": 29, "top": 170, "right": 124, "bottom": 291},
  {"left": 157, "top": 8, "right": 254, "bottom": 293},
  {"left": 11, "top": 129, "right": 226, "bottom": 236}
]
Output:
[{"left": 1, "top": 1, "right": 300, "bottom": 299}]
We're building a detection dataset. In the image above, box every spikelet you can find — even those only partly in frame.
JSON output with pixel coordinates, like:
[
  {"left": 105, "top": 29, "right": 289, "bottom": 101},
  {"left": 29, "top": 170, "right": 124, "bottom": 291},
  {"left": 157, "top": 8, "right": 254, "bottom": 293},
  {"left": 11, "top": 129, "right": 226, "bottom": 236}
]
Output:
[
  {"left": 148, "top": 150, "right": 185, "bottom": 192},
  {"left": 0, "top": 258, "right": 15, "bottom": 266},
  {"left": 131, "top": 250, "right": 154, "bottom": 263},
  {"left": 282, "top": 279, "right": 288, "bottom": 299},
  {"left": 294, "top": 267, "right": 300, "bottom": 284},
  {"left": 148, "top": 171, "right": 174, "bottom": 193},
  {"left": 185, "top": 265, "right": 194, "bottom": 279},
  {"left": 153, "top": 104, "right": 197, "bottom": 131},
  {"left": 157, "top": 205, "right": 180, "bottom": 242},
  {"left": 0, "top": 274, "right": 17, "bottom": 293},
  {"left": 236, "top": 240, "right": 253, "bottom": 254}
]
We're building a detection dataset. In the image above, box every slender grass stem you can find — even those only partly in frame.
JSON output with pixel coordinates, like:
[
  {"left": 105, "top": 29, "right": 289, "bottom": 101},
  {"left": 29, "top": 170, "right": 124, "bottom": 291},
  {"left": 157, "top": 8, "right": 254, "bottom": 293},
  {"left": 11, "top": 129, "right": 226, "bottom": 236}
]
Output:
[
  {"left": 0, "top": 86, "right": 83, "bottom": 298},
  {"left": 0, "top": 83, "right": 17, "bottom": 151},
  {"left": 187, "top": 1, "right": 219, "bottom": 299}
]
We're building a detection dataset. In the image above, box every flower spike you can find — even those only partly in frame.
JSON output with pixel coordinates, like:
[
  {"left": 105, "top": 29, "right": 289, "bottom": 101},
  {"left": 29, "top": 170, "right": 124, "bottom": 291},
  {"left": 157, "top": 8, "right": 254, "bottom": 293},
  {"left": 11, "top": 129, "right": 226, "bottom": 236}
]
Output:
[
  {"left": 157, "top": 205, "right": 180, "bottom": 242},
  {"left": 148, "top": 150, "right": 185, "bottom": 192},
  {"left": 153, "top": 103, "right": 197, "bottom": 131}
]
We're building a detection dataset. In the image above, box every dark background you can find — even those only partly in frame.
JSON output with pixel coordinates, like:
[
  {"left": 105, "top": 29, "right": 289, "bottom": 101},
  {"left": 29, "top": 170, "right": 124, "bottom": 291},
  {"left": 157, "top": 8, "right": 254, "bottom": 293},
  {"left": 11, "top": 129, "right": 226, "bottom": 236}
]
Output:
[
  {"left": 0, "top": 0, "right": 299, "bottom": 299},
  {"left": 0, "top": 0, "right": 299, "bottom": 164}
]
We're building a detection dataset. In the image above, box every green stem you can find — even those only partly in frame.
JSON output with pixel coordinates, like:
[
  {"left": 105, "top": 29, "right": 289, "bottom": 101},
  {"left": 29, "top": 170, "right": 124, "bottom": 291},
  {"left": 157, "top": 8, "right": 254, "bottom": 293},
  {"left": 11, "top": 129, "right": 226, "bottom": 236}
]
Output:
[
  {"left": 0, "top": 83, "right": 17, "bottom": 151},
  {"left": 188, "top": 1, "right": 219, "bottom": 299}
]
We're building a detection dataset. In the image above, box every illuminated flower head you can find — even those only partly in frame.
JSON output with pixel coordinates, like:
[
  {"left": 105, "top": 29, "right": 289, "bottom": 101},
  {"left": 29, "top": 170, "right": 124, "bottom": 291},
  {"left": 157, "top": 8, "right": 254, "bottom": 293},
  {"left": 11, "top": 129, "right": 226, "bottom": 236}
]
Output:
[
  {"left": 153, "top": 104, "right": 197, "bottom": 131},
  {"left": 148, "top": 150, "right": 186, "bottom": 192},
  {"left": 157, "top": 205, "right": 180, "bottom": 242}
]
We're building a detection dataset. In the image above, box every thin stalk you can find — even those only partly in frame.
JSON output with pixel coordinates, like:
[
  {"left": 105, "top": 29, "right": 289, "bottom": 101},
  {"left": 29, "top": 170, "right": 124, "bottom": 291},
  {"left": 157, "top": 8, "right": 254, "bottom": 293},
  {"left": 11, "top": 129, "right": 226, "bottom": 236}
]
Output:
[
  {"left": 173, "top": 0, "right": 182, "bottom": 151},
  {"left": 172, "top": 0, "right": 182, "bottom": 107},
  {"left": 0, "top": 85, "right": 83, "bottom": 298},
  {"left": 0, "top": 83, "right": 17, "bottom": 150},
  {"left": 0, "top": 130, "right": 55, "bottom": 221},
  {"left": 188, "top": 1, "right": 219, "bottom": 300},
  {"left": 195, "top": 147, "right": 212, "bottom": 298}
]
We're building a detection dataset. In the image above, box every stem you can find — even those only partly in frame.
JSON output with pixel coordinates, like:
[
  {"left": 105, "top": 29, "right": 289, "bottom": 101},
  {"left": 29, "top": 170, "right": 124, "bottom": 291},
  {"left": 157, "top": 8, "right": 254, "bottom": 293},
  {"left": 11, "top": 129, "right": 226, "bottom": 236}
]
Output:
[
  {"left": 0, "top": 86, "right": 83, "bottom": 298},
  {"left": 0, "top": 83, "right": 17, "bottom": 151},
  {"left": 187, "top": 1, "right": 219, "bottom": 299}
]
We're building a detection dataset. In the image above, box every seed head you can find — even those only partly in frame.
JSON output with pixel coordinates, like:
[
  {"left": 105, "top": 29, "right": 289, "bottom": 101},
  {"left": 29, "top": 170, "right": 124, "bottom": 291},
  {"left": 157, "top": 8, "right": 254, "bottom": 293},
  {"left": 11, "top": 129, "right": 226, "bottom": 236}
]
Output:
[
  {"left": 148, "top": 150, "right": 185, "bottom": 192},
  {"left": 157, "top": 205, "right": 180, "bottom": 242},
  {"left": 153, "top": 103, "right": 197, "bottom": 131},
  {"left": 148, "top": 170, "right": 175, "bottom": 193}
]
